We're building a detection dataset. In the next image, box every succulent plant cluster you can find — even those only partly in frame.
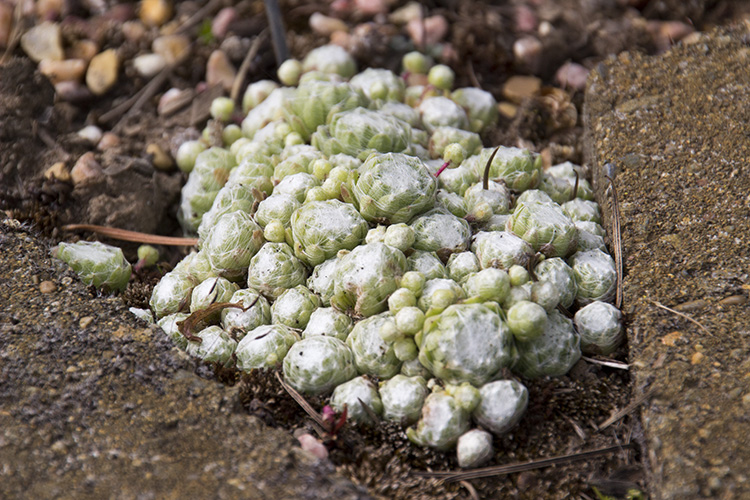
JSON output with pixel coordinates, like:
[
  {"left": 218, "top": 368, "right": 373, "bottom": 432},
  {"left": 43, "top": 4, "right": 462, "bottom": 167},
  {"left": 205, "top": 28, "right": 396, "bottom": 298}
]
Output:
[{"left": 141, "top": 46, "right": 623, "bottom": 465}]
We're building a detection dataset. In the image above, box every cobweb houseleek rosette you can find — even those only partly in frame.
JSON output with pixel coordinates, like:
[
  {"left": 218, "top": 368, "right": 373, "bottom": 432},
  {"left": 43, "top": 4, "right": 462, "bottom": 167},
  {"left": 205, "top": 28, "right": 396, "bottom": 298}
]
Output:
[
  {"left": 352, "top": 152, "right": 437, "bottom": 224},
  {"left": 55, "top": 241, "right": 132, "bottom": 292},
  {"left": 477, "top": 146, "right": 541, "bottom": 192},
  {"left": 330, "top": 376, "right": 383, "bottom": 425},
  {"left": 282, "top": 336, "right": 357, "bottom": 396},
  {"left": 505, "top": 200, "right": 579, "bottom": 258},
  {"left": 406, "top": 390, "right": 471, "bottom": 451},
  {"left": 289, "top": 199, "right": 368, "bottom": 267}
]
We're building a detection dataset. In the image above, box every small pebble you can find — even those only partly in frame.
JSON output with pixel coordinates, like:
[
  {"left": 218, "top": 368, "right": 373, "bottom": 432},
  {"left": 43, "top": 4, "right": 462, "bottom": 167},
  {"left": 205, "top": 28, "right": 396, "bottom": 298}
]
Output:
[
  {"left": 673, "top": 299, "right": 708, "bottom": 312},
  {"left": 44, "top": 162, "right": 71, "bottom": 182},
  {"left": 690, "top": 351, "right": 705, "bottom": 365},
  {"left": 86, "top": 49, "right": 119, "bottom": 95},
  {"left": 79, "top": 316, "right": 94, "bottom": 329},
  {"left": 152, "top": 34, "right": 190, "bottom": 66},
  {"left": 97, "top": 132, "right": 120, "bottom": 151},
  {"left": 71, "top": 152, "right": 103, "bottom": 185},
  {"left": 211, "top": 7, "right": 237, "bottom": 40},
  {"left": 498, "top": 102, "right": 518, "bottom": 119},
  {"left": 77, "top": 125, "right": 103, "bottom": 145},
  {"left": 139, "top": 0, "right": 173, "bottom": 28},
  {"left": 133, "top": 53, "right": 166, "bottom": 78},
  {"left": 20, "top": 21, "right": 64, "bottom": 63},
  {"left": 68, "top": 40, "right": 98, "bottom": 62},
  {"left": 513, "top": 36, "right": 543, "bottom": 72},
  {"left": 502, "top": 75, "right": 542, "bottom": 104},
  {"left": 122, "top": 20, "right": 146, "bottom": 43},
  {"left": 146, "top": 143, "right": 174, "bottom": 171},
  {"left": 407, "top": 15, "right": 448, "bottom": 47},
  {"left": 388, "top": 2, "right": 421, "bottom": 24},
  {"left": 296, "top": 433, "right": 328, "bottom": 460},
  {"left": 206, "top": 50, "right": 236, "bottom": 92},
  {"left": 36, "top": 0, "right": 65, "bottom": 20},
  {"left": 54, "top": 81, "right": 93, "bottom": 102},
  {"left": 515, "top": 5, "right": 537, "bottom": 33},
  {"left": 718, "top": 295, "right": 746, "bottom": 306},
  {"left": 555, "top": 62, "right": 589, "bottom": 91},
  {"left": 39, "top": 58, "right": 87, "bottom": 84},
  {"left": 39, "top": 280, "right": 57, "bottom": 293},
  {"left": 660, "top": 331, "right": 683, "bottom": 347},
  {"left": 309, "top": 12, "right": 348, "bottom": 36}
]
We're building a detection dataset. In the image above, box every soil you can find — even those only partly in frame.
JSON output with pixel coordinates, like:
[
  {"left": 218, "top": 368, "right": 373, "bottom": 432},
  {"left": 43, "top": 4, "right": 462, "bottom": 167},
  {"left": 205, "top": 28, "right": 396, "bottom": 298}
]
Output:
[{"left": 1, "top": 1, "right": 749, "bottom": 499}]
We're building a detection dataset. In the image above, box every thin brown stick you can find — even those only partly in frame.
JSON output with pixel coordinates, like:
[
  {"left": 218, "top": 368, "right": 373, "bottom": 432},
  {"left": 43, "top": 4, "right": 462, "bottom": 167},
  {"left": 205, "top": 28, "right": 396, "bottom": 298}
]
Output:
[
  {"left": 176, "top": 0, "right": 225, "bottom": 35},
  {"left": 230, "top": 30, "right": 267, "bottom": 103},
  {"left": 417, "top": 443, "right": 634, "bottom": 482},
  {"left": 466, "top": 60, "right": 481, "bottom": 89},
  {"left": 100, "top": 67, "right": 172, "bottom": 125},
  {"left": 0, "top": 1, "right": 24, "bottom": 65},
  {"left": 582, "top": 356, "right": 629, "bottom": 370},
  {"left": 648, "top": 299, "right": 712, "bottom": 336},
  {"left": 459, "top": 480, "right": 480, "bottom": 500},
  {"left": 597, "top": 386, "right": 657, "bottom": 431},
  {"left": 274, "top": 372, "right": 328, "bottom": 430},
  {"left": 604, "top": 174, "right": 623, "bottom": 308},
  {"left": 482, "top": 146, "right": 501, "bottom": 191},
  {"left": 63, "top": 224, "right": 198, "bottom": 246}
]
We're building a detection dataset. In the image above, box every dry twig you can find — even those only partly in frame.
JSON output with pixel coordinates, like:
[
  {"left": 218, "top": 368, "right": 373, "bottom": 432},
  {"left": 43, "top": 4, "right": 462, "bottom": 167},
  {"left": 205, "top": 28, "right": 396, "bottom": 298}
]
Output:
[
  {"left": 100, "top": 67, "right": 172, "bottom": 126},
  {"left": 230, "top": 30, "right": 268, "bottom": 103},
  {"left": 274, "top": 372, "right": 328, "bottom": 430},
  {"left": 417, "top": 443, "right": 634, "bottom": 482},
  {"left": 597, "top": 386, "right": 657, "bottom": 431},
  {"left": 604, "top": 174, "right": 623, "bottom": 309},
  {"left": 63, "top": 224, "right": 198, "bottom": 246},
  {"left": 648, "top": 299, "right": 712, "bottom": 336},
  {"left": 583, "top": 356, "right": 629, "bottom": 370}
]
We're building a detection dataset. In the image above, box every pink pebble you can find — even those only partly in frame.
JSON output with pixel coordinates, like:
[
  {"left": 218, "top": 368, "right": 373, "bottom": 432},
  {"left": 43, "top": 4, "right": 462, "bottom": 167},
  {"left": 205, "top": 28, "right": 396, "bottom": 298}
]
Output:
[
  {"left": 296, "top": 433, "right": 328, "bottom": 460},
  {"left": 515, "top": 5, "right": 537, "bottom": 33},
  {"left": 407, "top": 15, "right": 448, "bottom": 47},
  {"left": 555, "top": 62, "right": 589, "bottom": 91},
  {"left": 212, "top": 7, "right": 237, "bottom": 40}
]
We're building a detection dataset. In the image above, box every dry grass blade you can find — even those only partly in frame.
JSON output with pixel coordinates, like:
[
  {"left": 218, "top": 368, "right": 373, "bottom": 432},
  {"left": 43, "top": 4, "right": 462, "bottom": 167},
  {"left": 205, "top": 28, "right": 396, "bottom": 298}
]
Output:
[
  {"left": 176, "top": 0, "right": 224, "bottom": 34},
  {"left": 63, "top": 224, "right": 198, "bottom": 246},
  {"left": 482, "top": 146, "right": 501, "bottom": 190},
  {"left": 417, "top": 443, "right": 634, "bottom": 482},
  {"left": 0, "top": 1, "right": 24, "bottom": 65},
  {"left": 648, "top": 299, "right": 712, "bottom": 336},
  {"left": 459, "top": 480, "right": 480, "bottom": 500},
  {"left": 100, "top": 67, "right": 172, "bottom": 125},
  {"left": 597, "top": 385, "right": 657, "bottom": 431},
  {"left": 583, "top": 356, "right": 629, "bottom": 370},
  {"left": 274, "top": 372, "right": 327, "bottom": 430},
  {"left": 230, "top": 30, "right": 268, "bottom": 103},
  {"left": 604, "top": 174, "right": 623, "bottom": 309}
]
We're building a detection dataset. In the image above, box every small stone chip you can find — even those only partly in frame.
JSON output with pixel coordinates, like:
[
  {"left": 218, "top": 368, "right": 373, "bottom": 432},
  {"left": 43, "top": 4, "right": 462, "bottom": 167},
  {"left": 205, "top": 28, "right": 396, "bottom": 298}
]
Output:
[
  {"left": 79, "top": 316, "right": 94, "bottom": 328},
  {"left": 86, "top": 49, "right": 119, "bottom": 96},
  {"left": 690, "top": 351, "right": 705, "bottom": 365},
  {"left": 39, "top": 280, "right": 56, "bottom": 293}
]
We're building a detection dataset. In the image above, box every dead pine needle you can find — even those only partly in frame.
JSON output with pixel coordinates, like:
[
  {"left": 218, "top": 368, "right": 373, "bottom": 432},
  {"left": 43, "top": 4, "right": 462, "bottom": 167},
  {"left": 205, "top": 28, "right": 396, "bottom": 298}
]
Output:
[
  {"left": 417, "top": 443, "right": 634, "bottom": 482},
  {"left": 459, "top": 480, "right": 480, "bottom": 500},
  {"left": 583, "top": 356, "right": 629, "bottom": 370},
  {"left": 230, "top": 30, "right": 268, "bottom": 103},
  {"left": 63, "top": 224, "right": 198, "bottom": 246},
  {"left": 604, "top": 174, "right": 623, "bottom": 309},
  {"left": 274, "top": 372, "right": 327, "bottom": 430},
  {"left": 648, "top": 299, "right": 712, "bottom": 336},
  {"left": 597, "top": 385, "right": 657, "bottom": 431}
]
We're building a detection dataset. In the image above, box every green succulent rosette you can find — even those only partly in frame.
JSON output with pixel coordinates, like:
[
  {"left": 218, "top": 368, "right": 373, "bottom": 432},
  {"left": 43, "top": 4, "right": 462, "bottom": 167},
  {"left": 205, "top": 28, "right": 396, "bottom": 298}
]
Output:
[
  {"left": 284, "top": 80, "right": 365, "bottom": 141},
  {"left": 246, "top": 242, "right": 308, "bottom": 300},
  {"left": 273, "top": 149, "right": 325, "bottom": 181},
  {"left": 481, "top": 146, "right": 542, "bottom": 192},
  {"left": 418, "top": 96, "right": 470, "bottom": 133},
  {"left": 462, "top": 268, "right": 511, "bottom": 303},
  {"left": 200, "top": 211, "right": 265, "bottom": 281},
  {"left": 377, "top": 101, "right": 421, "bottom": 127},
  {"left": 197, "top": 183, "right": 258, "bottom": 242},
  {"left": 534, "top": 257, "right": 577, "bottom": 309},
  {"left": 463, "top": 180, "right": 512, "bottom": 222},
  {"left": 436, "top": 190, "right": 468, "bottom": 218},
  {"left": 410, "top": 208, "right": 472, "bottom": 261},
  {"left": 513, "top": 309, "right": 581, "bottom": 379},
  {"left": 178, "top": 147, "right": 237, "bottom": 233},
  {"left": 417, "top": 303, "right": 515, "bottom": 386},
  {"left": 438, "top": 163, "right": 479, "bottom": 197},
  {"left": 189, "top": 277, "right": 239, "bottom": 314},
  {"left": 235, "top": 324, "right": 299, "bottom": 371},
  {"left": 451, "top": 87, "right": 499, "bottom": 133},
  {"left": 283, "top": 336, "right": 357, "bottom": 395},
  {"left": 302, "top": 307, "right": 352, "bottom": 341},
  {"left": 561, "top": 198, "right": 602, "bottom": 224},
  {"left": 471, "top": 231, "right": 534, "bottom": 270},
  {"left": 272, "top": 172, "right": 320, "bottom": 203},
  {"left": 185, "top": 325, "right": 237, "bottom": 365},
  {"left": 506, "top": 200, "right": 579, "bottom": 258},
  {"left": 307, "top": 256, "right": 340, "bottom": 306},
  {"left": 349, "top": 68, "right": 405, "bottom": 102},
  {"left": 157, "top": 313, "right": 190, "bottom": 350},
  {"left": 406, "top": 391, "right": 470, "bottom": 451},
  {"left": 379, "top": 374, "right": 428, "bottom": 425},
  {"left": 290, "top": 199, "right": 369, "bottom": 266},
  {"left": 346, "top": 312, "right": 402, "bottom": 378},
  {"left": 428, "top": 126, "right": 482, "bottom": 160},
  {"left": 573, "top": 301, "right": 623, "bottom": 355},
  {"left": 418, "top": 278, "right": 466, "bottom": 312},
  {"left": 352, "top": 152, "right": 437, "bottom": 224},
  {"left": 406, "top": 250, "right": 447, "bottom": 280},
  {"left": 568, "top": 248, "right": 617, "bottom": 305},
  {"left": 221, "top": 289, "right": 271, "bottom": 340},
  {"left": 301, "top": 44, "right": 357, "bottom": 78},
  {"left": 472, "top": 380, "right": 528, "bottom": 435},
  {"left": 241, "top": 87, "right": 293, "bottom": 139},
  {"left": 312, "top": 107, "right": 413, "bottom": 160},
  {"left": 270, "top": 285, "right": 321, "bottom": 330},
  {"left": 446, "top": 251, "right": 480, "bottom": 285},
  {"left": 254, "top": 194, "right": 300, "bottom": 228},
  {"left": 505, "top": 300, "right": 547, "bottom": 342},
  {"left": 56, "top": 241, "right": 132, "bottom": 292},
  {"left": 330, "top": 376, "right": 383, "bottom": 425},
  {"left": 331, "top": 242, "right": 407, "bottom": 317},
  {"left": 457, "top": 429, "right": 494, "bottom": 469},
  {"left": 149, "top": 269, "right": 199, "bottom": 318},
  {"left": 539, "top": 162, "right": 595, "bottom": 204}
]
